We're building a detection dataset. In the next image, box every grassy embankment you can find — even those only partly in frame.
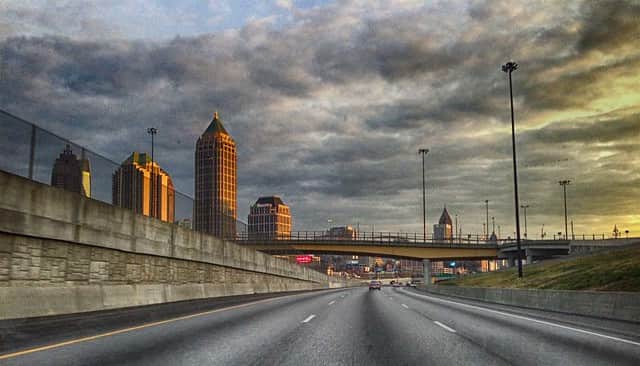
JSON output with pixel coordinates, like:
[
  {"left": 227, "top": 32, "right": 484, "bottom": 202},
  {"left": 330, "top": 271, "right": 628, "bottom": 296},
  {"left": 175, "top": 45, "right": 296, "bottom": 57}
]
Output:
[{"left": 440, "top": 246, "right": 640, "bottom": 291}]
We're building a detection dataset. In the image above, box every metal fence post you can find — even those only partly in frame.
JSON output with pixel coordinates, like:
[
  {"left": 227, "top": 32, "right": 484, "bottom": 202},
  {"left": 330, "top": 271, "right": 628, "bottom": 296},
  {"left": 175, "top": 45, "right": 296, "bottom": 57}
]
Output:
[{"left": 28, "top": 124, "right": 36, "bottom": 180}]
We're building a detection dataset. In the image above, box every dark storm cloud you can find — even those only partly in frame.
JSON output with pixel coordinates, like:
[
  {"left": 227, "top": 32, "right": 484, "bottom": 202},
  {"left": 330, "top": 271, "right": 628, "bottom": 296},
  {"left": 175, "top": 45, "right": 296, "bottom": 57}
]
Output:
[
  {"left": 365, "top": 103, "right": 430, "bottom": 131},
  {"left": 1, "top": 0, "right": 638, "bottom": 233},
  {"left": 576, "top": 0, "right": 640, "bottom": 53}
]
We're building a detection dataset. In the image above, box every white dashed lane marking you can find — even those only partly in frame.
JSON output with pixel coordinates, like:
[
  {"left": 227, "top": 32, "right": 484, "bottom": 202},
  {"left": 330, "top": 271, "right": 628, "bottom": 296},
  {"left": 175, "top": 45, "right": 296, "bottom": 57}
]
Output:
[
  {"left": 434, "top": 321, "right": 456, "bottom": 333},
  {"left": 302, "top": 314, "right": 316, "bottom": 323}
]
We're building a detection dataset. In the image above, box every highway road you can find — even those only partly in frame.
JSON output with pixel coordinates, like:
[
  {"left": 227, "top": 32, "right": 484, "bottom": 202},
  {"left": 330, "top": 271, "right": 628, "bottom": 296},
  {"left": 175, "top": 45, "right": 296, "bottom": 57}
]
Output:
[{"left": 1, "top": 287, "right": 639, "bottom": 365}]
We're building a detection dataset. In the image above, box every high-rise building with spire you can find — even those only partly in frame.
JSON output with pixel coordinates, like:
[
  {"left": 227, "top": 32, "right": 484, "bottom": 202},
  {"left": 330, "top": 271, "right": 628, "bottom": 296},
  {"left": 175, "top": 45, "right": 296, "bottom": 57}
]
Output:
[
  {"left": 433, "top": 206, "right": 453, "bottom": 240},
  {"left": 195, "top": 111, "right": 237, "bottom": 238},
  {"left": 112, "top": 152, "right": 175, "bottom": 222},
  {"left": 51, "top": 144, "right": 91, "bottom": 197}
]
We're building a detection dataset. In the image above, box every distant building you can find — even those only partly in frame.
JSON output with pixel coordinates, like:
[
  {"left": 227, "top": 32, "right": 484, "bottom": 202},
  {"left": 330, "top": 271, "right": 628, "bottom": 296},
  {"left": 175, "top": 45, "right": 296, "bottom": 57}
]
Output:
[
  {"left": 327, "top": 226, "right": 357, "bottom": 239},
  {"left": 51, "top": 144, "right": 91, "bottom": 197},
  {"left": 247, "top": 196, "right": 292, "bottom": 239},
  {"left": 433, "top": 206, "right": 453, "bottom": 240},
  {"left": 112, "top": 152, "right": 175, "bottom": 222},
  {"left": 613, "top": 225, "right": 620, "bottom": 239},
  {"left": 431, "top": 261, "right": 445, "bottom": 275},
  {"left": 344, "top": 255, "right": 376, "bottom": 274},
  {"left": 398, "top": 259, "right": 423, "bottom": 276},
  {"left": 194, "top": 112, "right": 237, "bottom": 238}
]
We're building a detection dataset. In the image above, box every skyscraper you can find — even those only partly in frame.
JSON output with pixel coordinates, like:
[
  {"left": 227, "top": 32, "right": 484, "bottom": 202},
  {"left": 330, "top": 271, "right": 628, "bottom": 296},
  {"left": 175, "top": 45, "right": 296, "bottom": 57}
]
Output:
[
  {"left": 433, "top": 206, "right": 453, "bottom": 240},
  {"left": 195, "top": 111, "right": 237, "bottom": 238},
  {"left": 248, "top": 196, "right": 292, "bottom": 239},
  {"left": 51, "top": 144, "right": 91, "bottom": 197},
  {"left": 112, "top": 152, "right": 175, "bottom": 222}
]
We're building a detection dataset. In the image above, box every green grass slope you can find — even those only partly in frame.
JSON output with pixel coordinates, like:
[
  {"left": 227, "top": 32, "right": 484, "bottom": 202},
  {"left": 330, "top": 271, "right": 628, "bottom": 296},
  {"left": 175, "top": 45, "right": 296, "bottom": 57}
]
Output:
[{"left": 440, "top": 246, "right": 640, "bottom": 291}]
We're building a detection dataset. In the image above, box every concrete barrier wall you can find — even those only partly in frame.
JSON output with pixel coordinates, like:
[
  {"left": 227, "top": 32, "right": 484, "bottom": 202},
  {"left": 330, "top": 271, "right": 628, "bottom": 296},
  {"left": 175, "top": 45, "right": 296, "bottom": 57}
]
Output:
[
  {"left": 0, "top": 282, "right": 325, "bottom": 320},
  {"left": 418, "top": 285, "right": 640, "bottom": 322},
  {"left": 0, "top": 171, "right": 329, "bottom": 283},
  {"left": 0, "top": 171, "right": 351, "bottom": 319},
  {"left": 570, "top": 239, "right": 640, "bottom": 255}
]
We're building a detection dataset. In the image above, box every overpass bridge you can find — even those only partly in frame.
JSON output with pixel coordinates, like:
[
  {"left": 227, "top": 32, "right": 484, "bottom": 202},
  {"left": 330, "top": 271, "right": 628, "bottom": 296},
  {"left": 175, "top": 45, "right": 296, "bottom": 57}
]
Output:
[
  {"left": 236, "top": 231, "right": 499, "bottom": 260},
  {"left": 499, "top": 237, "right": 640, "bottom": 264},
  {"left": 236, "top": 232, "right": 640, "bottom": 265}
]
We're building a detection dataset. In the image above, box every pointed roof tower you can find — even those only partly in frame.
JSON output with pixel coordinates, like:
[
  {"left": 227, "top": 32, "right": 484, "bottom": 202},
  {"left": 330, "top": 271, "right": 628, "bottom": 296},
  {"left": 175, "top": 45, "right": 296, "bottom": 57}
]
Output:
[
  {"left": 203, "top": 111, "right": 229, "bottom": 136},
  {"left": 438, "top": 206, "right": 452, "bottom": 226}
]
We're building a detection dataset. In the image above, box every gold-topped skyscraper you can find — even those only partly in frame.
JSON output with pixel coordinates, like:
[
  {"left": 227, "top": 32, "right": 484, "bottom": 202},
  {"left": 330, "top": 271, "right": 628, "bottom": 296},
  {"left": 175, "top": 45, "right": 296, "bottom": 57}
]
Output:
[
  {"left": 195, "top": 111, "right": 237, "bottom": 238},
  {"left": 112, "top": 152, "right": 175, "bottom": 223}
]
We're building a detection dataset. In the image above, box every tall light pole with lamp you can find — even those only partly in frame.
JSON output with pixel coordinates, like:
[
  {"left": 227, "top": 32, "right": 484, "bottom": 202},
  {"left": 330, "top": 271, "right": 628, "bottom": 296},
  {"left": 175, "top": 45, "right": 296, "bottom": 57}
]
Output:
[
  {"left": 520, "top": 204, "right": 529, "bottom": 240},
  {"left": 418, "top": 148, "right": 429, "bottom": 242},
  {"left": 485, "top": 200, "right": 489, "bottom": 240},
  {"left": 559, "top": 180, "right": 571, "bottom": 240},
  {"left": 502, "top": 61, "right": 523, "bottom": 278}
]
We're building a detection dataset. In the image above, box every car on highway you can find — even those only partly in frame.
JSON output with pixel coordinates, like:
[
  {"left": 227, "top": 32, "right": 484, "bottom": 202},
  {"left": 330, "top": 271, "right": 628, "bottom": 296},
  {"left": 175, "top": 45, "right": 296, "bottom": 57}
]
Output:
[
  {"left": 392, "top": 282, "right": 400, "bottom": 288},
  {"left": 368, "top": 280, "right": 382, "bottom": 290}
]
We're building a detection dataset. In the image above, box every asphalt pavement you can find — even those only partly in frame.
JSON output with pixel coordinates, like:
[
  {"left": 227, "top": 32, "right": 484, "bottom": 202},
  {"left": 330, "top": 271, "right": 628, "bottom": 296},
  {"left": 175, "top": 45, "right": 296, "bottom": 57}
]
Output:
[{"left": 1, "top": 286, "right": 639, "bottom": 365}]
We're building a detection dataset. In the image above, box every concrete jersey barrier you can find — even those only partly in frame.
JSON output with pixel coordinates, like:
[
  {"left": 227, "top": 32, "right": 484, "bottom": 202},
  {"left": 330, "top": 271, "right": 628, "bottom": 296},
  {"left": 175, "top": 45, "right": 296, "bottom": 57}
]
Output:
[
  {"left": 0, "top": 170, "right": 356, "bottom": 319},
  {"left": 418, "top": 285, "right": 640, "bottom": 323}
]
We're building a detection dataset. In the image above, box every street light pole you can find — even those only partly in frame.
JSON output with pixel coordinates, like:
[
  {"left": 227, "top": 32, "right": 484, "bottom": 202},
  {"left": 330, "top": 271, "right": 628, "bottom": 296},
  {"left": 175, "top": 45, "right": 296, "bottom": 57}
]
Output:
[
  {"left": 485, "top": 200, "right": 489, "bottom": 240},
  {"left": 559, "top": 180, "right": 571, "bottom": 240},
  {"left": 418, "top": 148, "right": 429, "bottom": 242},
  {"left": 146, "top": 127, "right": 157, "bottom": 218},
  {"left": 521, "top": 204, "right": 529, "bottom": 240},
  {"left": 502, "top": 61, "right": 523, "bottom": 278}
]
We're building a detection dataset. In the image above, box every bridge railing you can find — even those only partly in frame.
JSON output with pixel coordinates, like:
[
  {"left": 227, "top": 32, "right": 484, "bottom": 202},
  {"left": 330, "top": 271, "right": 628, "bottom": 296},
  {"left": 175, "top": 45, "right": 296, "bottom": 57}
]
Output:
[{"left": 235, "top": 231, "right": 516, "bottom": 246}]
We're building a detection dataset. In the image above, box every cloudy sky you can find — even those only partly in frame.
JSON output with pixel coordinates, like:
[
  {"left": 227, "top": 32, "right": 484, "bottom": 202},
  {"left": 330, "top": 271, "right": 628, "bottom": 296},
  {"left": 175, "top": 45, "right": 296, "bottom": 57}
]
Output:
[{"left": 0, "top": 0, "right": 638, "bottom": 238}]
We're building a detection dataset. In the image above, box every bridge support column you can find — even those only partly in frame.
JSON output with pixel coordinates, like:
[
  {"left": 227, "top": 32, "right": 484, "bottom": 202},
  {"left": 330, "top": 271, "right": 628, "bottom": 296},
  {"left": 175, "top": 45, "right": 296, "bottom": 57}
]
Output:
[
  {"left": 507, "top": 257, "right": 515, "bottom": 268},
  {"left": 423, "top": 259, "right": 431, "bottom": 285}
]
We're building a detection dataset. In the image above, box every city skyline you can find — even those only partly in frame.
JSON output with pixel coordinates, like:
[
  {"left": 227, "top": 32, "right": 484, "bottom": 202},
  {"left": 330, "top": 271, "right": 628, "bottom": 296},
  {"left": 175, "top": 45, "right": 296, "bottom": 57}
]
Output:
[{"left": 0, "top": 0, "right": 638, "bottom": 236}]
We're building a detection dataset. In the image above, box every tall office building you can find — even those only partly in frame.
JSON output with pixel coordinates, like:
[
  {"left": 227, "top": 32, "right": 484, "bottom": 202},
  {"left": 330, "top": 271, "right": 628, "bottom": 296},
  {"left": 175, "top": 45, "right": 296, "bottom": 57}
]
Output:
[
  {"left": 51, "top": 144, "right": 91, "bottom": 197},
  {"left": 433, "top": 206, "right": 453, "bottom": 240},
  {"left": 195, "top": 112, "right": 237, "bottom": 238},
  {"left": 248, "top": 196, "right": 292, "bottom": 239},
  {"left": 112, "top": 152, "right": 175, "bottom": 222}
]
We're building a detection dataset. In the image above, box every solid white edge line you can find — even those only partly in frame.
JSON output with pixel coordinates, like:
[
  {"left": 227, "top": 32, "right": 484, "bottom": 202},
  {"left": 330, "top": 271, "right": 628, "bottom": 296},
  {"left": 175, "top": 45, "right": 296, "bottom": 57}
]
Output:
[
  {"left": 401, "top": 304, "right": 409, "bottom": 309},
  {"left": 434, "top": 321, "right": 456, "bottom": 333},
  {"left": 302, "top": 314, "right": 316, "bottom": 323},
  {"left": 328, "top": 300, "right": 336, "bottom": 305},
  {"left": 409, "top": 291, "right": 640, "bottom": 347}
]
